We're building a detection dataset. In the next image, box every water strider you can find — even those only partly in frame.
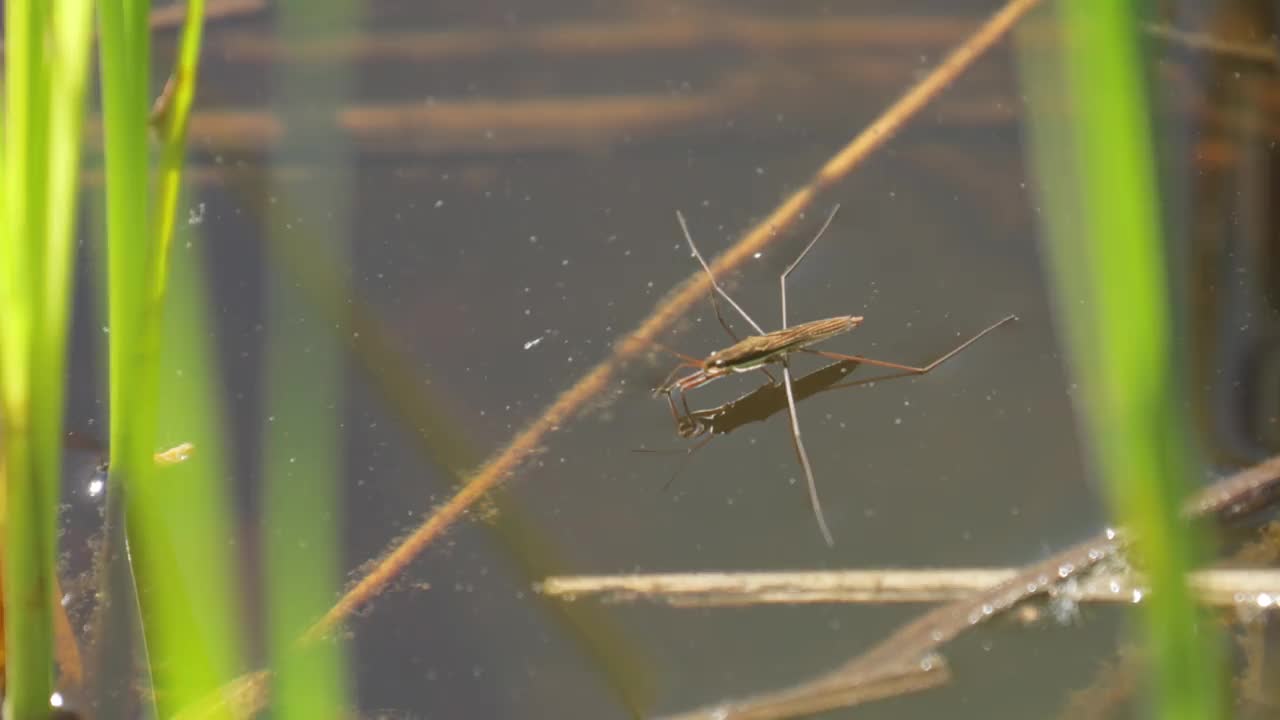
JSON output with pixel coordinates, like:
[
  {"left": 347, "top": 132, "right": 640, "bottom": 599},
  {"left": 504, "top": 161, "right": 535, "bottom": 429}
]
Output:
[{"left": 655, "top": 205, "right": 1015, "bottom": 546}]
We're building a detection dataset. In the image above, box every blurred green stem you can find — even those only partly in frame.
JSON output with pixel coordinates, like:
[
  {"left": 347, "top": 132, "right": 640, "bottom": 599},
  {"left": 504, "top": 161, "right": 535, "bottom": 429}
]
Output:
[
  {"left": 263, "top": 2, "right": 356, "bottom": 717},
  {"left": 1020, "top": 4, "right": 1221, "bottom": 719},
  {"left": 1, "top": 1, "right": 94, "bottom": 715}
]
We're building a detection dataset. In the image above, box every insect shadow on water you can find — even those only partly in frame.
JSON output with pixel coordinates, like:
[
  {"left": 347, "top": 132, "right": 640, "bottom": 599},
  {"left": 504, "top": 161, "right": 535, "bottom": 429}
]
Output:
[
  {"left": 652, "top": 205, "right": 1016, "bottom": 546},
  {"left": 640, "top": 358, "right": 896, "bottom": 486}
]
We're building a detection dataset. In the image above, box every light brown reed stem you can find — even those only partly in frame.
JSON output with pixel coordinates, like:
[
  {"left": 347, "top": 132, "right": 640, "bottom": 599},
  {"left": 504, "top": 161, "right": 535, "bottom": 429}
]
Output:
[{"left": 540, "top": 567, "right": 1280, "bottom": 609}]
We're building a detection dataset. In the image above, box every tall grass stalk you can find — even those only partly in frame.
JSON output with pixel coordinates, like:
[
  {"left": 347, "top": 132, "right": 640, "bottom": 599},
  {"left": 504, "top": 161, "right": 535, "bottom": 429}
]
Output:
[
  {"left": 263, "top": 2, "right": 356, "bottom": 717},
  {"left": 99, "top": 0, "right": 243, "bottom": 715},
  {"left": 0, "top": 2, "right": 94, "bottom": 716},
  {"left": 1018, "top": 5, "right": 1220, "bottom": 719}
]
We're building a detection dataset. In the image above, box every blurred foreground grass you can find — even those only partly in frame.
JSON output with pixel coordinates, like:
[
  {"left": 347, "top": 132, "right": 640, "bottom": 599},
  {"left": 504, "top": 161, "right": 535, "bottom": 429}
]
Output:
[{"left": 1019, "top": 3, "right": 1221, "bottom": 719}]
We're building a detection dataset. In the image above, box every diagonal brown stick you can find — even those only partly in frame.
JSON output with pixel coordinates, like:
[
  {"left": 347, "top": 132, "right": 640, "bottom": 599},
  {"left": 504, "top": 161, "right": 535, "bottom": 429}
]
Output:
[{"left": 302, "top": 0, "right": 1045, "bottom": 643}]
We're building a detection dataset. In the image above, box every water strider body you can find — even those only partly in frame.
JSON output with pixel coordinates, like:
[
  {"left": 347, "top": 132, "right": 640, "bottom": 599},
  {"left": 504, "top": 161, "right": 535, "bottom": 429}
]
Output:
[
  {"left": 655, "top": 205, "right": 1014, "bottom": 546},
  {"left": 659, "top": 315, "right": 862, "bottom": 395}
]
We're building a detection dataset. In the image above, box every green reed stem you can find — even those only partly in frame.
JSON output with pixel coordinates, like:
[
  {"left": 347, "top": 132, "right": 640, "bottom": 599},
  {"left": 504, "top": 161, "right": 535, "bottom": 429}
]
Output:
[
  {"left": 1019, "top": 4, "right": 1221, "bottom": 719},
  {"left": 0, "top": 2, "right": 94, "bottom": 716}
]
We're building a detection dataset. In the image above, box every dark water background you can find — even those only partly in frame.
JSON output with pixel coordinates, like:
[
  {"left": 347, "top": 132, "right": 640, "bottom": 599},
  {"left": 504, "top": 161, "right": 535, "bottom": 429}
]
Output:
[{"left": 55, "top": 0, "right": 1280, "bottom": 717}]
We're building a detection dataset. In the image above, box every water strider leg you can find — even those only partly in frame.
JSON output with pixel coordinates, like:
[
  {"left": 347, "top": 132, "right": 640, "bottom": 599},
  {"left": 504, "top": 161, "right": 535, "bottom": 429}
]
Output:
[
  {"left": 654, "top": 366, "right": 684, "bottom": 396},
  {"left": 674, "top": 389, "right": 704, "bottom": 438},
  {"left": 657, "top": 381, "right": 711, "bottom": 440},
  {"left": 780, "top": 204, "right": 842, "bottom": 328},
  {"left": 801, "top": 314, "right": 1017, "bottom": 374},
  {"left": 676, "top": 210, "right": 765, "bottom": 334},
  {"left": 660, "top": 435, "right": 716, "bottom": 492},
  {"left": 781, "top": 357, "right": 834, "bottom": 546},
  {"left": 776, "top": 205, "right": 842, "bottom": 547},
  {"left": 634, "top": 394, "right": 715, "bottom": 491},
  {"left": 662, "top": 391, "right": 690, "bottom": 434},
  {"left": 706, "top": 290, "right": 740, "bottom": 343}
]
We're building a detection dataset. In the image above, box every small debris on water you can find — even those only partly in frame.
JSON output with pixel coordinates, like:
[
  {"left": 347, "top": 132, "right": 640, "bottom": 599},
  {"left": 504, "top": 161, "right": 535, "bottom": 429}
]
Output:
[{"left": 523, "top": 336, "right": 544, "bottom": 350}]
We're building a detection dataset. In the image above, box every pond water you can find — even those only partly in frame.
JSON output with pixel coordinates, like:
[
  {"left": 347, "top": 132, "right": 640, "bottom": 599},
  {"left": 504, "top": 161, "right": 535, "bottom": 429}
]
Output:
[{"left": 56, "top": 0, "right": 1280, "bottom": 718}]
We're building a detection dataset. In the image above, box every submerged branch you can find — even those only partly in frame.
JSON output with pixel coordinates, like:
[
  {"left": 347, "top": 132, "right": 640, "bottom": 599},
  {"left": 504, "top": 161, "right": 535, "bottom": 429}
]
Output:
[{"left": 649, "top": 454, "right": 1280, "bottom": 720}]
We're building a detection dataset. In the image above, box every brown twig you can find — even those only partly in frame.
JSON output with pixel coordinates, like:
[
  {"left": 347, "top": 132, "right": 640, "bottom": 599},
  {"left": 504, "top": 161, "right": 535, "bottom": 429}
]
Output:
[{"left": 301, "top": 0, "right": 1043, "bottom": 645}]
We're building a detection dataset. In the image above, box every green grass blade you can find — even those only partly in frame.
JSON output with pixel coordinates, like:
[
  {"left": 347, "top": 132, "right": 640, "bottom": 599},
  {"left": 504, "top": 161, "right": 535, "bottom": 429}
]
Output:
[
  {"left": 97, "top": 0, "right": 161, "bottom": 710},
  {"left": 1018, "top": 5, "right": 1220, "bottom": 719},
  {"left": 44, "top": 2, "right": 95, "bottom": 360},
  {"left": 1, "top": 2, "right": 94, "bottom": 715},
  {"left": 102, "top": 0, "right": 243, "bottom": 715},
  {"left": 1, "top": 3, "right": 46, "bottom": 395},
  {"left": 148, "top": 226, "right": 245, "bottom": 718},
  {"left": 1, "top": 2, "right": 52, "bottom": 708},
  {"left": 149, "top": 3, "right": 248, "bottom": 714},
  {"left": 98, "top": 0, "right": 154, "bottom": 480},
  {"left": 262, "top": 249, "right": 351, "bottom": 720},
  {"left": 153, "top": 0, "right": 205, "bottom": 266},
  {"left": 101, "top": 0, "right": 245, "bottom": 707},
  {"left": 264, "top": 2, "right": 356, "bottom": 716}
]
